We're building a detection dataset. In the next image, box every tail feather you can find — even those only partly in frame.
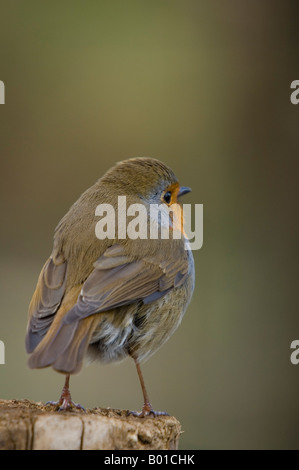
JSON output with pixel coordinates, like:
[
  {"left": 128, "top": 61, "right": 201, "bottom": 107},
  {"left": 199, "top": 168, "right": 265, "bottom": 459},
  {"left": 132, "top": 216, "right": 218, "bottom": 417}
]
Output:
[
  {"left": 51, "top": 315, "right": 100, "bottom": 374},
  {"left": 28, "top": 314, "right": 101, "bottom": 374},
  {"left": 27, "top": 321, "right": 78, "bottom": 371}
]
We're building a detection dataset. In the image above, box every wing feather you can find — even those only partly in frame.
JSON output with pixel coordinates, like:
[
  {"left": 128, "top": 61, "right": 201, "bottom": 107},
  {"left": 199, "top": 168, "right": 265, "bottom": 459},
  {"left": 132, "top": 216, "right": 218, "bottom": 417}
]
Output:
[
  {"left": 62, "top": 245, "right": 189, "bottom": 325},
  {"left": 27, "top": 244, "right": 190, "bottom": 373},
  {"left": 25, "top": 257, "right": 67, "bottom": 353}
]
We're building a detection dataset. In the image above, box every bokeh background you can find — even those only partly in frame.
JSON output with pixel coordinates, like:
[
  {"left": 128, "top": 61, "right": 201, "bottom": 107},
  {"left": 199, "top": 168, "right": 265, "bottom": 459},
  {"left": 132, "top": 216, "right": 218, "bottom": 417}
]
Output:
[{"left": 0, "top": 0, "right": 298, "bottom": 449}]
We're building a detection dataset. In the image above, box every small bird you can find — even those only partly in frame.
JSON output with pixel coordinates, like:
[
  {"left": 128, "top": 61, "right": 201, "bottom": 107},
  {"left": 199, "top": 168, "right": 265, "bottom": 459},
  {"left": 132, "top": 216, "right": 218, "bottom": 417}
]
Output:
[{"left": 25, "top": 158, "right": 195, "bottom": 416}]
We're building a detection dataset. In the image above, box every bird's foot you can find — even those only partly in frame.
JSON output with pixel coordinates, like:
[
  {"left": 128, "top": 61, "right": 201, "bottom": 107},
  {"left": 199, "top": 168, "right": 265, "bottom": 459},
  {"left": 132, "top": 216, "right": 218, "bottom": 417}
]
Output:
[
  {"left": 127, "top": 402, "right": 169, "bottom": 418},
  {"left": 46, "top": 387, "right": 85, "bottom": 412},
  {"left": 46, "top": 399, "right": 85, "bottom": 412}
]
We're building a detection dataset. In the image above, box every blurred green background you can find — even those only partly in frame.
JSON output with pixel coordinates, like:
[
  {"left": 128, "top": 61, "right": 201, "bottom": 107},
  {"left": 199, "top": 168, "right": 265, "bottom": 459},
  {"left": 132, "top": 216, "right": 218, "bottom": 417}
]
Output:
[{"left": 0, "top": 0, "right": 298, "bottom": 449}]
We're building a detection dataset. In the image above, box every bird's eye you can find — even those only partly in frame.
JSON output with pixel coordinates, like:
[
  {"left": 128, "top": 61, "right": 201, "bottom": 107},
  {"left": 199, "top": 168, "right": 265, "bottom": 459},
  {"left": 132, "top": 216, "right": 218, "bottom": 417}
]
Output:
[{"left": 163, "top": 191, "right": 171, "bottom": 204}]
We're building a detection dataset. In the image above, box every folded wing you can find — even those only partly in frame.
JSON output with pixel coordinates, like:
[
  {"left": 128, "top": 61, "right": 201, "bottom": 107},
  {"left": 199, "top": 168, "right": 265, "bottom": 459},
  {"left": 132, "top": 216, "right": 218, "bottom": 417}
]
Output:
[{"left": 27, "top": 244, "right": 189, "bottom": 373}]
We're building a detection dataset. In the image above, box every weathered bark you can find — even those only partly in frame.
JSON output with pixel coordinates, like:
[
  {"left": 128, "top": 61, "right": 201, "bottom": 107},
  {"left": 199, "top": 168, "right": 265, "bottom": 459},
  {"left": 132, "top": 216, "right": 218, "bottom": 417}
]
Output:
[{"left": 0, "top": 399, "right": 181, "bottom": 450}]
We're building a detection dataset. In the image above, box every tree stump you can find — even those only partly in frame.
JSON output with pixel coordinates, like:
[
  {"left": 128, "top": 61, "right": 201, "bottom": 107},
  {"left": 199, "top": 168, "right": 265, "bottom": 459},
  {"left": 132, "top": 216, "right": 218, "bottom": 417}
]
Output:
[{"left": 0, "top": 399, "right": 181, "bottom": 450}]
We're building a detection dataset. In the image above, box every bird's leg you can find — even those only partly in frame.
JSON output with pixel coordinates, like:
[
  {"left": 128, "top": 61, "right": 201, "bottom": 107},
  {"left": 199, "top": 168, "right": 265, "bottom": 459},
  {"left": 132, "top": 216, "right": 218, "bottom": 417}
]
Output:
[
  {"left": 128, "top": 357, "right": 169, "bottom": 418},
  {"left": 46, "top": 374, "right": 85, "bottom": 412}
]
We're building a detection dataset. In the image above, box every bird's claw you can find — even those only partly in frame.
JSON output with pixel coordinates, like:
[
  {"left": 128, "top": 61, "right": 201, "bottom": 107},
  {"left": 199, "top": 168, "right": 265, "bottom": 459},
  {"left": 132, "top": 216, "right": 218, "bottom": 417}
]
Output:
[
  {"left": 46, "top": 401, "right": 85, "bottom": 412},
  {"left": 46, "top": 396, "right": 85, "bottom": 412},
  {"left": 127, "top": 403, "right": 169, "bottom": 418}
]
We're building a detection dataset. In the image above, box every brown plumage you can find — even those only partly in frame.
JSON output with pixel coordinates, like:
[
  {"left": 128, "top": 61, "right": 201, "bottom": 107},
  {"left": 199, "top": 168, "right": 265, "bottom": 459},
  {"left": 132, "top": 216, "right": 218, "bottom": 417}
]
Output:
[{"left": 25, "top": 157, "right": 195, "bottom": 415}]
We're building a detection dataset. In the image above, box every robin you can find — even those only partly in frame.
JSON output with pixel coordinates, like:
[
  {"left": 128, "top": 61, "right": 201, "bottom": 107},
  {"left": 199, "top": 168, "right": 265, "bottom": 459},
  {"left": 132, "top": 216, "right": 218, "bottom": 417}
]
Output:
[{"left": 25, "top": 157, "right": 195, "bottom": 416}]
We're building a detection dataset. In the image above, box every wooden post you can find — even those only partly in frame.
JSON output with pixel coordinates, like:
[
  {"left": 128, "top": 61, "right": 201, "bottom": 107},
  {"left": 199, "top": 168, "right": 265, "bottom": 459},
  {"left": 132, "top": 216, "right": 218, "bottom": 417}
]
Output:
[{"left": 0, "top": 399, "right": 181, "bottom": 450}]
